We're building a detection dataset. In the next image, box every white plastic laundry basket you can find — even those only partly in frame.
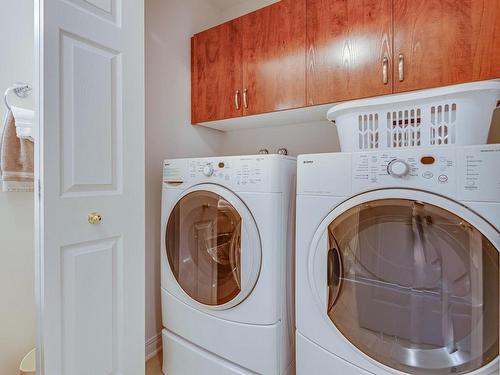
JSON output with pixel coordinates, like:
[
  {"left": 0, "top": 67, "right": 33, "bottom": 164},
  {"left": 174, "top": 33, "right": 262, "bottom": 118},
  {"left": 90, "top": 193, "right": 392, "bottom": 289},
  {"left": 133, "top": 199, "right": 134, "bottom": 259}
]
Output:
[{"left": 327, "top": 80, "right": 500, "bottom": 152}]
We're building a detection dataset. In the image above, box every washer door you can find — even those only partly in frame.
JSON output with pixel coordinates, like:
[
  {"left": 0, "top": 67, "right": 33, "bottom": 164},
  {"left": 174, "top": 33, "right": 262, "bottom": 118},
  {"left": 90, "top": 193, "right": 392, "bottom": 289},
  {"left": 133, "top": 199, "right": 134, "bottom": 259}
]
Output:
[
  {"left": 310, "top": 190, "right": 499, "bottom": 374},
  {"left": 165, "top": 184, "right": 261, "bottom": 310}
]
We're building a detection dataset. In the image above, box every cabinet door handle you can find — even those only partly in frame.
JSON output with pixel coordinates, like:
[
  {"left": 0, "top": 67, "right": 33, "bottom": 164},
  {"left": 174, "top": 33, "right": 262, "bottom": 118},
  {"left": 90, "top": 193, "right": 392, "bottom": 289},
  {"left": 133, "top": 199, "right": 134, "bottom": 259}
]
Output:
[
  {"left": 234, "top": 90, "right": 240, "bottom": 110},
  {"left": 398, "top": 53, "right": 405, "bottom": 82},
  {"left": 382, "top": 55, "right": 389, "bottom": 85},
  {"left": 243, "top": 89, "right": 248, "bottom": 109}
]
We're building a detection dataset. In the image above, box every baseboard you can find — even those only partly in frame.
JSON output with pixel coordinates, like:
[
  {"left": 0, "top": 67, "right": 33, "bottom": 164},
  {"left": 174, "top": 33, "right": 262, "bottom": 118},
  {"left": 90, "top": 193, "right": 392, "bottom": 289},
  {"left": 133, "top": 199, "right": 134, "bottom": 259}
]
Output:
[{"left": 146, "top": 332, "right": 162, "bottom": 361}]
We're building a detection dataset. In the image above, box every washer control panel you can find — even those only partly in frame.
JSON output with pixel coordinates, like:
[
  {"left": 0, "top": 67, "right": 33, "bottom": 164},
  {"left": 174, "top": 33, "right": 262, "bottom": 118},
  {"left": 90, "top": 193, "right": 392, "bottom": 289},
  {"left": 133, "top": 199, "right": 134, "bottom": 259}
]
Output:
[
  {"left": 351, "top": 145, "right": 500, "bottom": 202},
  {"left": 163, "top": 155, "right": 293, "bottom": 192},
  {"left": 188, "top": 160, "right": 233, "bottom": 182},
  {"left": 182, "top": 158, "right": 265, "bottom": 186},
  {"left": 163, "top": 159, "right": 263, "bottom": 185}
]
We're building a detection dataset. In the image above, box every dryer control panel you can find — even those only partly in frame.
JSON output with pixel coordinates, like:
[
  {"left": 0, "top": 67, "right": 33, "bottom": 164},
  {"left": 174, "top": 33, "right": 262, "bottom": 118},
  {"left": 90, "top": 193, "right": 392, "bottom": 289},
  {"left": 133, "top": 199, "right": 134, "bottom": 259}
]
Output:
[
  {"left": 298, "top": 144, "right": 500, "bottom": 203},
  {"left": 351, "top": 145, "right": 500, "bottom": 201},
  {"left": 352, "top": 148, "right": 457, "bottom": 195}
]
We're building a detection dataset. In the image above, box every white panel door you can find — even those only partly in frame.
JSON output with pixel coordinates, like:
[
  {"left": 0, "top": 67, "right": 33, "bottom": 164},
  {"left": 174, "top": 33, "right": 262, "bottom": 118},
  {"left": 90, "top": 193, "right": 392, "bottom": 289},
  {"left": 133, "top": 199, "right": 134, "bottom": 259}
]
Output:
[{"left": 35, "top": 0, "right": 144, "bottom": 374}]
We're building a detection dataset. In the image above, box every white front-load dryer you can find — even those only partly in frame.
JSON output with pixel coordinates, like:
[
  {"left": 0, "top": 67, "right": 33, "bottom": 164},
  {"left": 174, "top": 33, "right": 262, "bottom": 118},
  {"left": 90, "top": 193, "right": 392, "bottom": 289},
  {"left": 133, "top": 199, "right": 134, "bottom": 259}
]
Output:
[
  {"left": 296, "top": 144, "right": 500, "bottom": 375},
  {"left": 161, "top": 155, "right": 296, "bottom": 375}
]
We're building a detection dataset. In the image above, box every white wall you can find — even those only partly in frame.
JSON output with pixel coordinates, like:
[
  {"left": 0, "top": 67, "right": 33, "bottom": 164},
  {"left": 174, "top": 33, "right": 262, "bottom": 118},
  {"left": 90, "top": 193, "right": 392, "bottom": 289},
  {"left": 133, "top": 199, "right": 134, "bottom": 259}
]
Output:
[
  {"left": 145, "top": 0, "right": 340, "bottom": 357},
  {"left": 218, "top": 0, "right": 279, "bottom": 22},
  {"left": 220, "top": 121, "right": 339, "bottom": 156},
  {"left": 145, "top": 0, "right": 224, "bottom": 357},
  {"left": 0, "top": 0, "right": 36, "bottom": 373}
]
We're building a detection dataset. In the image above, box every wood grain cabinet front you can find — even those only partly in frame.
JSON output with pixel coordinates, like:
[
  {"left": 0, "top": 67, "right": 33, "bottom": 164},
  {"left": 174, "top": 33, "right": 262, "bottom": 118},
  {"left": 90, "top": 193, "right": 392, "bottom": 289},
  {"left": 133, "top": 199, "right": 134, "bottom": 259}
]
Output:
[
  {"left": 191, "top": 0, "right": 500, "bottom": 126},
  {"left": 191, "top": 19, "right": 243, "bottom": 124},
  {"left": 191, "top": 0, "right": 306, "bottom": 124},
  {"left": 394, "top": 0, "right": 500, "bottom": 93},
  {"left": 242, "top": 0, "right": 307, "bottom": 116},
  {"left": 306, "top": 0, "right": 393, "bottom": 106}
]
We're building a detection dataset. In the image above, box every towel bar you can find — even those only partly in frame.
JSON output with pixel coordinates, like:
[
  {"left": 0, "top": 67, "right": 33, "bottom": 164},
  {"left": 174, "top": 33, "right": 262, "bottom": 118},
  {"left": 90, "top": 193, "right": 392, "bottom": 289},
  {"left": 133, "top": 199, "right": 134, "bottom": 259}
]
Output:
[{"left": 3, "top": 83, "right": 32, "bottom": 112}]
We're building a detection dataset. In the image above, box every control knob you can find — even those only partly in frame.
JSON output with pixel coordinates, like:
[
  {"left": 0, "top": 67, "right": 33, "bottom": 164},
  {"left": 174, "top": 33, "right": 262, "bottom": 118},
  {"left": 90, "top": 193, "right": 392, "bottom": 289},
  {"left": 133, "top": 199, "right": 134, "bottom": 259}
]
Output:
[
  {"left": 388, "top": 159, "right": 410, "bottom": 178},
  {"left": 203, "top": 165, "right": 214, "bottom": 177}
]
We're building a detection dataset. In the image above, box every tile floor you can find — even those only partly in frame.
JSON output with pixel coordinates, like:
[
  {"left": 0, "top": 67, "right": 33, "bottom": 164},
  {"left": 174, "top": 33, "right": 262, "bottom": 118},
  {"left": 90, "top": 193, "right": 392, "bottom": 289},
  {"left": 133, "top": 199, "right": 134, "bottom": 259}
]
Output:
[{"left": 146, "top": 352, "right": 162, "bottom": 375}]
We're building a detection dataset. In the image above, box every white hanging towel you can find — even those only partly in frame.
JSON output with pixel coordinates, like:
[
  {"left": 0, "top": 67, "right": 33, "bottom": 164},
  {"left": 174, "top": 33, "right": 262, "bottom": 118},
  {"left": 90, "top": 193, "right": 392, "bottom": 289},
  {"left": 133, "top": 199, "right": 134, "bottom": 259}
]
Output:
[
  {"left": 0, "top": 109, "right": 34, "bottom": 192},
  {"left": 11, "top": 105, "right": 35, "bottom": 141}
]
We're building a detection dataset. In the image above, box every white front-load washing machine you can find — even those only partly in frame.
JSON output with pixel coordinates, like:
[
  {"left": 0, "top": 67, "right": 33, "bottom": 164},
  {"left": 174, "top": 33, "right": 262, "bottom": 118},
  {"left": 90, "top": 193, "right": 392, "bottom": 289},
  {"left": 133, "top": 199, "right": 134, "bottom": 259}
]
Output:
[
  {"left": 296, "top": 144, "right": 499, "bottom": 375},
  {"left": 161, "top": 155, "right": 296, "bottom": 375}
]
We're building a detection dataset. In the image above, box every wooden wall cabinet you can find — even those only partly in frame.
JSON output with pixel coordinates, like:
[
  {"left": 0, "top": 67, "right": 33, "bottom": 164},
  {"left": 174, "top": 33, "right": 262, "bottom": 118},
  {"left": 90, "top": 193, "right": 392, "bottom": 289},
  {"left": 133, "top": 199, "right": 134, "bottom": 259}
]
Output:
[
  {"left": 393, "top": 0, "right": 500, "bottom": 93},
  {"left": 192, "top": 0, "right": 500, "bottom": 126},
  {"left": 306, "top": 0, "right": 393, "bottom": 106},
  {"left": 242, "top": 0, "right": 306, "bottom": 116},
  {"left": 192, "top": 0, "right": 306, "bottom": 124},
  {"left": 191, "top": 20, "right": 243, "bottom": 124}
]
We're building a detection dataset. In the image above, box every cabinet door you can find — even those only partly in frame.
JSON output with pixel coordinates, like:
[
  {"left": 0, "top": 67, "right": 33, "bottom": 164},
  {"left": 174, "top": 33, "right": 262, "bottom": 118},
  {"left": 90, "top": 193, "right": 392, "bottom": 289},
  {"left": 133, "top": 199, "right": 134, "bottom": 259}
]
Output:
[
  {"left": 394, "top": 0, "right": 500, "bottom": 93},
  {"left": 306, "top": 0, "right": 393, "bottom": 106},
  {"left": 191, "top": 20, "right": 243, "bottom": 124},
  {"left": 242, "top": 0, "right": 306, "bottom": 116}
]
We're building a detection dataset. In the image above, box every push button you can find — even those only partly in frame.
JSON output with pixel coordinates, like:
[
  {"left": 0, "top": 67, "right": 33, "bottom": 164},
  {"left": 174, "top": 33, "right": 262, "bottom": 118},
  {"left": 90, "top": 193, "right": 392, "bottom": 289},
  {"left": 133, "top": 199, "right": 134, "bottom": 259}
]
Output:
[{"left": 438, "top": 174, "right": 449, "bottom": 183}]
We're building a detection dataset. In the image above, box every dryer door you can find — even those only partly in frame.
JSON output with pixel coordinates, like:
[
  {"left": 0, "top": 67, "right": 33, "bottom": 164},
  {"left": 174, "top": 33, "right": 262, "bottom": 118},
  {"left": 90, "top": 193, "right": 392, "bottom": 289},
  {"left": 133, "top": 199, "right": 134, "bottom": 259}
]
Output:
[
  {"left": 165, "top": 184, "right": 261, "bottom": 310},
  {"left": 310, "top": 189, "right": 499, "bottom": 374}
]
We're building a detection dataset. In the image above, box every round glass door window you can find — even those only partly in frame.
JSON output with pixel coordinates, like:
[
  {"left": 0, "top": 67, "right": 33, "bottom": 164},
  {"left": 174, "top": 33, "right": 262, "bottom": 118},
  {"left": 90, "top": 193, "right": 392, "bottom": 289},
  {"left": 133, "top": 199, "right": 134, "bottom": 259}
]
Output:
[
  {"left": 326, "top": 199, "right": 499, "bottom": 374},
  {"left": 166, "top": 191, "right": 243, "bottom": 306}
]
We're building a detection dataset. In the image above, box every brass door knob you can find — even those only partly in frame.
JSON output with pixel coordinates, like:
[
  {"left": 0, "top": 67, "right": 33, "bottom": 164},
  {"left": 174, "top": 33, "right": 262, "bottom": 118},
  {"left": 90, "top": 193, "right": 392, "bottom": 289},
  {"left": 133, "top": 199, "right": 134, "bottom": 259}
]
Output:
[{"left": 88, "top": 212, "right": 102, "bottom": 225}]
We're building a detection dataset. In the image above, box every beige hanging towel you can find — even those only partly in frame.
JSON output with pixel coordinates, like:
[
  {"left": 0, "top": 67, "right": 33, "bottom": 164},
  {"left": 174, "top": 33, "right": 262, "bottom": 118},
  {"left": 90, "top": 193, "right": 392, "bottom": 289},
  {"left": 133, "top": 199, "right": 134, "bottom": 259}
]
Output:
[{"left": 0, "top": 110, "right": 34, "bottom": 192}]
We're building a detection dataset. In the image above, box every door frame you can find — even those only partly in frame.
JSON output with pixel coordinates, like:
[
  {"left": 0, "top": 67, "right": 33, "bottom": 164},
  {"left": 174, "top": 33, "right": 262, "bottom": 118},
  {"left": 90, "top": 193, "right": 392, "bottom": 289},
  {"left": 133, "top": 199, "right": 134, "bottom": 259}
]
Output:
[{"left": 34, "top": 0, "right": 44, "bottom": 369}]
